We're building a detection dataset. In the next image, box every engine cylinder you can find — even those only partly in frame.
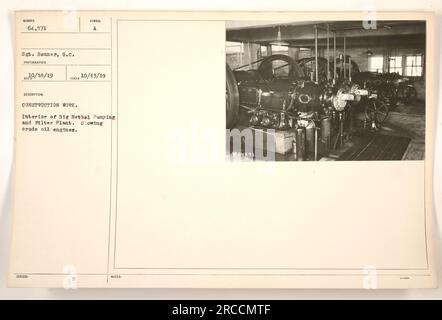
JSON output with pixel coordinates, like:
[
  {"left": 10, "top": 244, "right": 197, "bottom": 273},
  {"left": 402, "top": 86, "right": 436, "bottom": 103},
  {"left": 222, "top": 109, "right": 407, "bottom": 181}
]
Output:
[
  {"left": 321, "top": 117, "right": 331, "bottom": 149},
  {"left": 295, "top": 127, "right": 306, "bottom": 161},
  {"left": 305, "top": 126, "right": 315, "bottom": 155}
]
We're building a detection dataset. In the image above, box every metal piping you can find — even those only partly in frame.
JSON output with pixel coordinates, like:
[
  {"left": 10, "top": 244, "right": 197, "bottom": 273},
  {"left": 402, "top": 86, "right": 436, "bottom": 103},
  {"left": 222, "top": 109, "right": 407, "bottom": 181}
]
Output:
[
  {"left": 314, "top": 128, "right": 318, "bottom": 161},
  {"left": 333, "top": 31, "right": 336, "bottom": 82},
  {"left": 349, "top": 56, "right": 352, "bottom": 82},
  {"left": 327, "top": 24, "right": 330, "bottom": 81},
  {"left": 343, "top": 36, "right": 346, "bottom": 79},
  {"left": 314, "top": 25, "right": 318, "bottom": 84}
]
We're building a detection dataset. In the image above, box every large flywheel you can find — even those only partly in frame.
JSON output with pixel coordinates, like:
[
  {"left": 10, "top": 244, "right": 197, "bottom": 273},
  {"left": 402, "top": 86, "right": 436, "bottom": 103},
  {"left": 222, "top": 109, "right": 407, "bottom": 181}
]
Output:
[
  {"left": 257, "top": 54, "right": 305, "bottom": 80},
  {"left": 297, "top": 57, "right": 329, "bottom": 83},
  {"left": 226, "top": 63, "right": 239, "bottom": 128},
  {"left": 364, "top": 99, "right": 389, "bottom": 128}
]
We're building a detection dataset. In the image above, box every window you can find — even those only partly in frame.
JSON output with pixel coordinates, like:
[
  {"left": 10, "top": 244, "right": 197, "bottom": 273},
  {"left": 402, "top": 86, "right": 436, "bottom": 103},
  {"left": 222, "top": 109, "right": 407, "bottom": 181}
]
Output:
[
  {"left": 271, "top": 44, "right": 288, "bottom": 55},
  {"left": 260, "top": 45, "right": 268, "bottom": 57},
  {"left": 226, "top": 41, "right": 244, "bottom": 69},
  {"left": 405, "top": 55, "right": 423, "bottom": 77},
  {"left": 226, "top": 41, "right": 243, "bottom": 54},
  {"left": 389, "top": 56, "right": 402, "bottom": 75},
  {"left": 368, "top": 56, "right": 384, "bottom": 73},
  {"left": 298, "top": 48, "right": 312, "bottom": 59}
]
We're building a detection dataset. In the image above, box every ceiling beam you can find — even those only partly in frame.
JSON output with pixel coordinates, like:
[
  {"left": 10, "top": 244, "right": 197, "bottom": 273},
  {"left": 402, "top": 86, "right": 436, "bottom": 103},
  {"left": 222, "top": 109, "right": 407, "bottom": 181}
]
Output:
[
  {"left": 226, "top": 22, "right": 425, "bottom": 44},
  {"left": 279, "top": 34, "right": 425, "bottom": 49}
]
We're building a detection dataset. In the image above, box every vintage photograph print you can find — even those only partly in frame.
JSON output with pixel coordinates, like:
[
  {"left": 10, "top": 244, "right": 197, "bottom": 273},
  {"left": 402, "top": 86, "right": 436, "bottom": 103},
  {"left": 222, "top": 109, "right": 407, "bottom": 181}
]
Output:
[{"left": 226, "top": 20, "right": 426, "bottom": 161}]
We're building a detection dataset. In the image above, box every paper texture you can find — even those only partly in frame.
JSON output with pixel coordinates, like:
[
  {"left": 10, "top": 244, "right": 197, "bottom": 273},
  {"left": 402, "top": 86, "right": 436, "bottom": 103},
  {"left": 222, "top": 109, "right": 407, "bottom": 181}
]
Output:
[{"left": 9, "top": 11, "right": 437, "bottom": 288}]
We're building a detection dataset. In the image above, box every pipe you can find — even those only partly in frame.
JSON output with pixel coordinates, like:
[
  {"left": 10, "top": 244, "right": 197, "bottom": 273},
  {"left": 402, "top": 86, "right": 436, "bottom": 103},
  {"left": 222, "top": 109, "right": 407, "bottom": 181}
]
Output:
[
  {"left": 321, "top": 117, "right": 331, "bottom": 150},
  {"left": 314, "top": 25, "right": 318, "bottom": 84},
  {"left": 343, "top": 36, "right": 346, "bottom": 79},
  {"left": 341, "top": 54, "right": 344, "bottom": 79},
  {"left": 333, "top": 32, "right": 336, "bottom": 82},
  {"left": 314, "top": 127, "right": 318, "bottom": 161},
  {"left": 233, "top": 57, "right": 266, "bottom": 71},
  {"left": 349, "top": 56, "right": 352, "bottom": 82},
  {"left": 340, "top": 112, "right": 344, "bottom": 147},
  {"left": 296, "top": 127, "right": 306, "bottom": 161},
  {"left": 247, "top": 43, "right": 252, "bottom": 70},
  {"left": 326, "top": 24, "right": 330, "bottom": 81}
]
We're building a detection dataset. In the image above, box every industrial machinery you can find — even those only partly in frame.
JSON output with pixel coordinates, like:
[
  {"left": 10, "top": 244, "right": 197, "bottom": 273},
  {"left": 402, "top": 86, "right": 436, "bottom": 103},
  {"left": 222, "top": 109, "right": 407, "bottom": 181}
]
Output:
[
  {"left": 353, "top": 71, "right": 418, "bottom": 108},
  {"left": 297, "top": 55, "right": 360, "bottom": 84},
  {"left": 225, "top": 24, "right": 402, "bottom": 160},
  {"left": 226, "top": 64, "right": 239, "bottom": 129},
  {"left": 396, "top": 76, "right": 418, "bottom": 103},
  {"left": 226, "top": 66, "right": 363, "bottom": 160}
]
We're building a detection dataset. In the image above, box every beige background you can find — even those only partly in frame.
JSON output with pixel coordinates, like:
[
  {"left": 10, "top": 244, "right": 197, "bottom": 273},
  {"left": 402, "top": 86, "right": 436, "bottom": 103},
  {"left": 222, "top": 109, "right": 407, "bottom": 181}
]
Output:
[{"left": 0, "top": 0, "right": 440, "bottom": 298}]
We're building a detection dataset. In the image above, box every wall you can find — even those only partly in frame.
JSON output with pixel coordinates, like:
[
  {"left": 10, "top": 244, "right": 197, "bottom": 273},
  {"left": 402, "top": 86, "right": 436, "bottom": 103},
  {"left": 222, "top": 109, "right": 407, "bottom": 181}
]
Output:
[{"left": 338, "top": 47, "right": 425, "bottom": 74}]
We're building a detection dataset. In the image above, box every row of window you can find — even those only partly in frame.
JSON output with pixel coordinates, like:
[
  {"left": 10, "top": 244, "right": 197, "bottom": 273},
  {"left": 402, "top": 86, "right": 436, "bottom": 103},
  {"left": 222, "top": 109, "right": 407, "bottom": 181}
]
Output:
[{"left": 368, "top": 55, "right": 423, "bottom": 76}]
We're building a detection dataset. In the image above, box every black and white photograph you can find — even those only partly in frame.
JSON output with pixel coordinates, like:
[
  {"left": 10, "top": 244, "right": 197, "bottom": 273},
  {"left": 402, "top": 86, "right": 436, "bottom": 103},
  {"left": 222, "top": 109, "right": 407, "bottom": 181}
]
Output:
[{"left": 226, "top": 20, "right": 426, "bottom": 161}]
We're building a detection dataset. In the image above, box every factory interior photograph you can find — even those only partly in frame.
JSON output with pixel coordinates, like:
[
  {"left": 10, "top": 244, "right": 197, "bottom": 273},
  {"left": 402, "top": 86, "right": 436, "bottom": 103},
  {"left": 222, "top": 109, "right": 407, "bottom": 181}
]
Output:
[{"left": 225, "top": 20, "right": 426, "bottom": 161}]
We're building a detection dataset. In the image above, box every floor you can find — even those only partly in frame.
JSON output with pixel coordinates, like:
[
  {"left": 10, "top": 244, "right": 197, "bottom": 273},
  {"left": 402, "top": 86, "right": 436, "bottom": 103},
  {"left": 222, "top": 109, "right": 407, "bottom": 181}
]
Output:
[
  {"left": 382, "top": 100, "right": 426, "bottom": 160},
  {"left": 337, "top": 134, "right": 412, "bottom": 160}
]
